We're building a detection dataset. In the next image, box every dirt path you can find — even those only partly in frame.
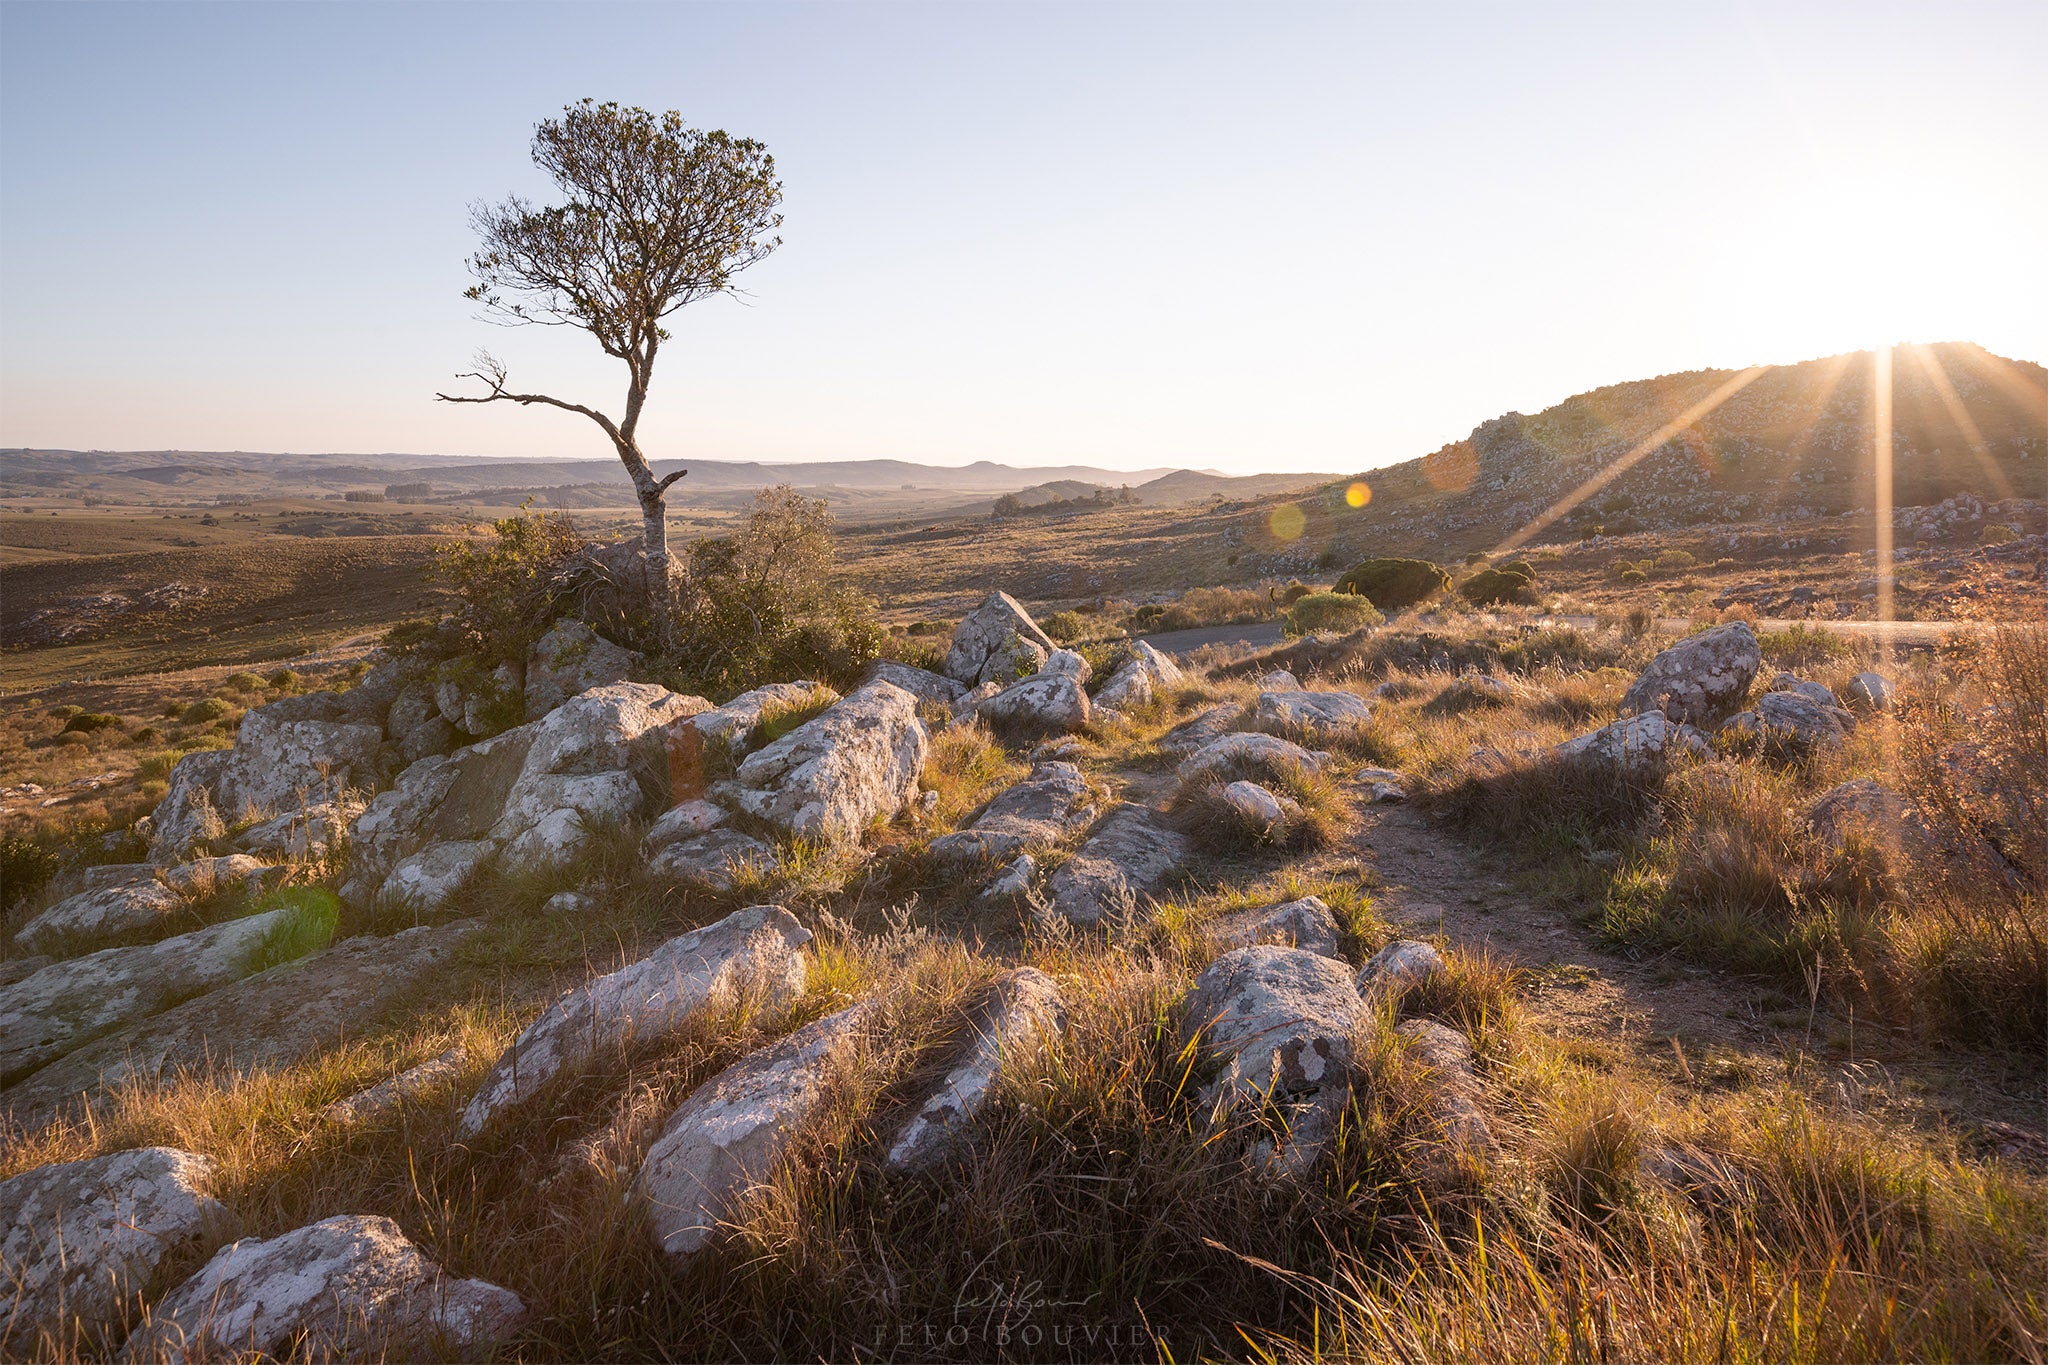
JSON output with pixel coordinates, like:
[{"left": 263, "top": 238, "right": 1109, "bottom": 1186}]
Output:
[{"left": 1347, "top": 801, "right": 2047, "bottom": 1147}]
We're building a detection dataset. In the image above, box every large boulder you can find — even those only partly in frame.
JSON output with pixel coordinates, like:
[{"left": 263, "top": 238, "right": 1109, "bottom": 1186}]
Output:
[
  {"left": 1093, "top": 641, "right": 1185, "bottom": 713},
  {"left": 2, "top": 921, "right": 484, "bottom": 1132},
  {"left": 1177, "top": 945, "right": 1363, "bottom": 1105},
  {"left": 13, "top": 880, "right": 181, "bottom": 956},
  {"left": 342, "top": 683, "right": 710, "bottom": 907},
  {"left": 635, "top": 1000, "right": 880, "bottom": 1261},
  {"left": 886, "top": 968, "right": 1066, "bottom": 1172},
  {"left": 1554, "top": 711, "right": 1710, "bottom": 767},
  {"left": 1802, "top": 779, "right": 1923, "bottom": 859},
  {"left": 688, "top": 681, "right": 839, "bottom": 759},
  {"left": 1157, "top": 702, "right": 1245, "bottom": 757},
  {"left": 1046, "top": 804, "right": 1191, "bottom": 925},
  {"left": 1843, "top": 670, "right": 1896, "bottom": 713},
  {"left": 717, "top": 681, "right": 928, "bottom": 847},
  {"left": 148, "top": 693, "right": 386, "bottom": 863},
  {"left": 1209, "top": 895, "right": 1341, "bottom": 958},
  {"left": 458, "top": 905, "right": 811, "bottom": 1139},
  {"left": 1253, "top": 688, "right": 1373, "bottom": 742},
  {"left": 1618, "top": 621, "right": 1761, "bottom": 726},
  {"left": 966, "top": 671, "right": 1091, "bottom": 738},
  {"left": 929, "top": 762, "right": 1097, "bottom": 867},
  {"left": 862, "top": 660, "right": 966, "bottom": 708},
  {"left": 1177, "top": 732, "right": 1324, "bottom": 786},
  {"left": 1720, "top": 690, "right": 1854, "bottom": 754},
  {"left": 124, "top": 1215, "right": 526, "bottom": 1363},
  {"left": 0, "top": 904, "right": 329, "bottom": 1086},
  {"left": 1, "top": 1148, "right": 232, "bottom": 1347},
  {"left": 943, "top": 591, "right": 1055, "bottom": 687},
  {"left": 523, "top": 619, "right": 643, "bottom": 722}
]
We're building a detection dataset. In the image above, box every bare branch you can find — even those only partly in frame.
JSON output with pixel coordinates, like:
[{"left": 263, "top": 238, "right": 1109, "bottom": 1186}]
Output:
[
  {"left": 655, "top": 469, "right": 689, "bottom": 494},
  {"left": 435, "top": 352, "right": 625, "bottom": 447}
]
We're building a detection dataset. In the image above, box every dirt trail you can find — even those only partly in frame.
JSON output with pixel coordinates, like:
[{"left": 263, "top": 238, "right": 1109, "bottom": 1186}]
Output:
[{"left": 1348, "top": 801, "right": 2047, "bottom": 1144}]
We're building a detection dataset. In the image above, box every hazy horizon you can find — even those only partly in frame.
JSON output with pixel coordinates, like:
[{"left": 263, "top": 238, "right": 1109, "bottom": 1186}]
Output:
[{"left": 4, "top": 2, "right": 2044, "bottom": 476}]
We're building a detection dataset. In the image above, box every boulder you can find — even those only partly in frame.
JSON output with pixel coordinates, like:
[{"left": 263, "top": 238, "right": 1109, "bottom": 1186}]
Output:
[
  {"left": 1, "top": 904, "right": 328, "bottom": 1086},
  {"left": 643, "top": 798, "right": 729, "bottom": 849},
  {"left": 968, "top": 672, "right": 1091, "bottom": 738},
  {"left": 649, "top": 829, "right": 782, "bottom": 891},
  {"left": 1042, "top": 649, "right": 1091, "bottom": 684},
  {"left": 380, "top": 840, "right": 497, "bottom": 913},
  {"left": 1357, "top": 939, "right": 1444, "bottom": 1002},
  {"left": 886, "top": 968, "right": 1066, "bottom": 1172},
  {"left": 322, "top": 1047, "right": 466, "bottom": 1126},
  {"left": 342, "top": 683, "right": 709, "bottom": 905},
  {"left": 942, "top": 591, "right": 1055, "bottom": 687},
  {"left": 636, "top": 1000, "right": 879, "bottom": 1261},
  {"left": 459, "top": 905, "right": 810, "bottom": 1139},
  {"left": 385, "top": 684, "right": 458, "bottom": 764},
  {"left": 1156, "top": 703, "right": 1245, "bottom": 757},
  {"left": 1219, "top": 780, "right": 1292, "bottom": 830},
  {"left": 523, "top": 620, "right": 643, "bottom": 722},
  {"left": 1255, "top": 688, "right": 1373, "bottom": 741},
  {"left": 53, "top": 863, "right": 158, "bottom": 898},
  {"left": 862, "top": 660, "right": 966, "bottom": 708},
  {"left": 160, "top": 854, "right": 277, "bottom": 899},
  {"left": 1, "top": 1148, "right": 232, "bottom": 1345},
  {"left": 2, "top": 921, "right": 484, "bottom": 1132},
  {"left": 1209, "top": 895, "right": 1341, "bottom": 958},
  {"left": 1177, "top": 732, "right": 1324, "bottom": 786},
  {"left": 1351, "top": 766, "right": 1408, "bottom": 803},
  {"left": 13, "top": 881, "right": 181, "bottom": 956},
  {"left": 719, "top": 681, "right": 928, "bottom": 847},
  {"left": 1396, "top": 1019, "right": 1494, "bottom": 1164},
  {"left": 688, "top": 681, "right": 839, "bottom": 759},
  {"left": 1046, "top": 804, "right": 1191, "bottom": 925},
  {"left": 144, "top": 750, "right": 230, "bottom": 865},
  {"left": 1257, "top": 669, "right": 1302, "bottom": 692},
  {"left": 1769, "top": 672, "right": 1840, "bottom": 708},
  {"left": 232, "top": 799, "right": 361, "bottom": 860},
  {"left": 1843, "top": 670, "right": 1896, "bottom": 712},
  {"left": 1720, "top": 690, "right": 1853, "bottom": 754},
  {"left": 1554, "top": 711, "right": 1710, "bottom": 766},
  {"left": 1618, "top": 621, "right": 1760, "bottom": 726},
  {"left": 928, "top": 762, "right": 1096, "bottom": 866},
  {"left": 1093, "top": 641, "right": 1184, "bottom": 712},
  {"left": 1178, "top": 945, "right": 1362, "bottom": 1104},
  {"left": 951, "top": 680, "right": 1003, "bottom": 719},
  {"left": 124, "top": 1215, "right": 526, "bottom": 1363},
  {"left": 1802, "top": 779, "right": 1920, "bottom": 857}
]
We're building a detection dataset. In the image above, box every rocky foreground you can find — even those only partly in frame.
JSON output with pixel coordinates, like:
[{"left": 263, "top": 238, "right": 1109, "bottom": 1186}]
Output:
[{"left": 2, "top": 591, "right": 1919, "bottom": 1359}]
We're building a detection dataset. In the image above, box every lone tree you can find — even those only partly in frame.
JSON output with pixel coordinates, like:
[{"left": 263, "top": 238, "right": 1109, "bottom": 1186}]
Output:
[{"left": 439, "top": 99, "right": 783, "bottom": 578}]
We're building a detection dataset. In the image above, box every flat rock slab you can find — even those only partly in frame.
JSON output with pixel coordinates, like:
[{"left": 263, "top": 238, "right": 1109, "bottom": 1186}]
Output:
[
  {"left": 322, "top": 1047, "right": 467, "bottom": 1126},
  {"left": 722, "top": 681, "right": 928, "bottom": 846},
  {"left": 1, "top": 1147, "right": 232, "bottom": 1347},
  {"left": 646, "top": 828, "right": 780, "bottom": 891},
  {"left": 1210, "top": 896, "right": 1341, "bottom": 958},
  {"left": 1047, "top": 804, "right": 1191, "bottom": 925},
  {"left": 1157, "top": 704, "right": 1245, "bottom": 757},
  {"left": 13, "top": 881, "right": 182, "bottom": 956},
  {"left": 0, "top": 905, "right": 321, "bottom": 1087},
  {"left": 886, "top": 968, "right": 1066, "bottom": 1172},
  {"left": 929, "top": 762, "right": 1096, "bottom": 866},
  {"left": 459, "top": 905, "right": 810, "bottom": 1139},
  {"left": 1619, "top": 621, "right": 1760, "bottom": 727},
  {"left": 636, "top": 1000, "right": 880, "bottom": 1261},
  {"left": 123, "top": 1214, "right": 526, "bottom": 1363},
  {"left": 1554, "top": 711, "right": 1709, "bottom": 767},
  {"left": 1178, "top": 945, "right": 1364, "bottom": 1103},
  {"left": 1177, "top": 732, "right": 1324, "bottom": 786},
  {"left": 2, "top": 921, "right": 485, "bottom": 1133},
  {"left": 1254, "top": 688, "right": 1373, "bottom": 741}
]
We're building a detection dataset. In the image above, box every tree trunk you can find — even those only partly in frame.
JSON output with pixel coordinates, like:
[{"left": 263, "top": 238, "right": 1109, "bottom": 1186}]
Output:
[{"left": 638, "top": 487, "right": 670, "bottom": 566}]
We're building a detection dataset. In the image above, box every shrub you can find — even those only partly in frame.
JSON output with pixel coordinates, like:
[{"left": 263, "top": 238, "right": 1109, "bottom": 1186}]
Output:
[
  {"left": 1758, "top": 624, "right": 1853, "bottom": 668},
  {"left": 223, "top": 671, "right": 265, "bottom": 692},
  {"left": 1981, "top": 523, "right": 2017, "bottom": 546},
  {"left": 161, "top": 700, "right": 185, "bottom": 719},
  {"left": 1040, "top": 610, "right": 1087, "bottom": 645},
  {"left": 1618, "top": 568, "right": 1649, "bottom": 586},
  {"left": 181, "top": 697, "right": 232, "bottom": 724},
  {"left": 1284, "top": 591, "right": 1383, "bottom": 637},
  {"left": 1655, "top": 549, "right": 1697, "bottom": 571},
  {"left": 267, "top": 668, "right": 301, "bottom": 691},
  {"left": 1458, "top": 566, "right": 1537, "bottom": 607},
  {"left": 1, "top": 836, "right": 59, "bottom": 911},
  {"left": 130, "top": 725, "right": 161, "bottom": 744},
  {"left": 1333, "top": 558, "right": 1451, "bottom": 612},
  {"left": 60, "top": 712, "right": 121, "bottom": 734},
  {"left": 424, "top": 504, "right": 587, "bottom": 665}
]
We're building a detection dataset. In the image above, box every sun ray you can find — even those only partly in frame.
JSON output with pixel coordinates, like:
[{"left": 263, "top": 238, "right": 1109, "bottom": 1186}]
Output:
[
  {"left": 1909, "top": 343, "right": 2016, "bottom": 501},
  {"left": 1874, "top": 345, "right": 1895, "bottom": 677},
  {"left": 1490, "top": 367, "right": 1767, "bottom": 556}
]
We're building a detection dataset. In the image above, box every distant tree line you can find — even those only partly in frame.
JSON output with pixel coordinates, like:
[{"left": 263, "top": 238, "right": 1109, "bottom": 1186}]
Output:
[{"left": 990, "top": 486, "right": 1138, "bottom": 520}]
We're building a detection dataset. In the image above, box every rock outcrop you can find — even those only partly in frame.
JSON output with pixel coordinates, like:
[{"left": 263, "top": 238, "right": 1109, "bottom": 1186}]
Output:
[
  {"left": 1179, "top": 946, "right": 1363, "bottom": 1104},
  {"left": 862, "top": 660, "right": 966, "bottom": 708},
  {"left": 1209, "top": 895, "right": 1341, "bottom": 958},
  {"left": 1046, "top": 804, "right": 1191, "bottom": 925},
  {"left": 1093, "top": 641, "right": 1184, "bottom": 712},
  {"left": 459, "top": 905, "right": 811, "bottom": 1138},
  {"left": 1, "top": 1148, "right": 232, "bottom": 1346},
  {"left": 928, "top": 762, "right": 1096, "bottom": 866},
  {"left": 1396, "top": 1019, "right": 1494, "bottom": 1166},
  {"left": 1157, "top": 703, "right": 1244, "bottom": 757},
  {"left": 886, "top": 968, "right": 1066, "bottom": 1172},
  {"left": 1618, "top": 621, "right": 1760, "bottom": 726},
  {"left": 1554, "top": 711, "right": 1710, "bottom": 766},
  {"left": 322, "top": 1047, "right": 467, "bottom": 1126},
  {"left": 1253, "top": 688, "right": 1373, "bottom": 741},
  {"left": 233, "top": 799, "right": 360, "bottom": 861},
  {"left": 523, "top": 620, "right": 643, "bottom": 722},
  {"left": 943, "top": 592, "right": 1055, "bottom": 687},
  {"left": 965, "top": 671, "right": 1091, "bottom": 738},
  {"left": 717, "top": 681, "right": 927, "bottom": 846},
  {"left": 13, "top": 881, "right": 181, "bottom": 955},
  {"left": 688, "top": 681, "right": 839, "bottom": 759},
  {"left": 1357, "top": 939, "right": 1445, "bottom": 1003},
  {"left": 124, "top": 1215, "right": 526, "bottom": 1363},
  {"left": 1720, "top": 690, "right": 1854, "bottom": 753},
  {"left": 1177, "top": 732, "right": 1324, "bottom": 786},
  {"left": 636, "top": 1001, "right": 879, "bottom": 1261}
]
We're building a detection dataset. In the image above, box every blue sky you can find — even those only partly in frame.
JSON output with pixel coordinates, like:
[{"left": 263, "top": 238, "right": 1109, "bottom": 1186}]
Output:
[{"left": 3, "top": 1, "right": 2043, "bottom": 475}]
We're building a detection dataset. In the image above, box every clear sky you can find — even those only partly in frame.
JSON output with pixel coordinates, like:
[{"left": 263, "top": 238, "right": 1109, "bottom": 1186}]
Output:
[{"left": 3, "top": 2, "right": 2043, "bottom": 476}]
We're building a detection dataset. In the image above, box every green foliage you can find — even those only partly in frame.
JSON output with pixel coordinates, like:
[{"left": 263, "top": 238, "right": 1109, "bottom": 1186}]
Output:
[
  {"left": 1655, "top": 549, "right": 1698, "bottom": 571},
  {"left": 1618, "top": 568, "right": 1649, "bottom": 586},
  {"left": 130, "top": 725, "right": 162, "bottom": 745},
  {"left": 669, "top": 487, "right": 884, "bottom": 699},
  {"left": 1458, "top": 565, "right": 1538, "bottom": 606},
  {"left": 1284, "top": 591, "right": 1384, "bottom": 637},
  {"left": 60, "top": 712, "right": 121, "bottom": 735},
  {"left": 423, "top": 505, "right": 586, "bottom": 666},
  {"left": 1333, "top": 557, "right": 1452, "bottom": 612},
  {"left": 181, "top": 697, "right": 232, "bottom": 724},
  {"left": 223, "top": 671, "right": 266, "bottom": 692},
  {"left": 266, "top": 668, "right": 301, "bottom": 690},
  {"left": 0, "top": 836, "right": 59, "bottom": 911},
  {"left": 248, "top": 887, "right": 341, "bottom": 971},
  {"left": 1040, "top": 610, "right": 1088, "bottom": 645}
]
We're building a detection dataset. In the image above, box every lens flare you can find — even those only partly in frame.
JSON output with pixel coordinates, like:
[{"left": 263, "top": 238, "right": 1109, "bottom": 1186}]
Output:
[
  {"left": 1345, "top": 482, "right": 1371, "bottom": 508},
  {"left": 1269, "top": 503, "right": 1306, "bottom": 541}
]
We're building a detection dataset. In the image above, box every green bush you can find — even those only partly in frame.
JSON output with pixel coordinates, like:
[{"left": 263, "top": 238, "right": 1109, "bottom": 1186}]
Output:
[
  {"left": 267, "top": 668, "right": 301, "bottom": 690},
  {"left": 1284, "top": 591, "right": 1384, "bottom": 637},
  {"left": 1040, "top": 610, "right": 1087, "bottom": 645},
  {"left": 181, "top": 697, "right": 232, "bottom": 725},
  {"left": 422, "top": 504, "right": 587, "bottom": 666},
  {"left": 1332, "top": 558, "right": 1451, "bottom": 612},
  {"left": 1458, "top": 566, "right": 1537, "bottom": 606},
  {"left": 1655, "top": 549, "right": 1697, "bottom": 571},
  {"left": 1, "top": 836, "right": 59, "bottom": 911},
  {"left": 1981, "top": 524, "right": 2017, "bottom": 546},
  {"left": 223, "top": 671, "right": 265, "bottom": 692},
  {"left": 130, "top": 725, "right": 162, "bottom": 745},
  {"left": 1618, "top": 568, "right": 1649, "bottom": 586},
  {"left": 60, "top": 712, "right": 122, "bottom": 734}
]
